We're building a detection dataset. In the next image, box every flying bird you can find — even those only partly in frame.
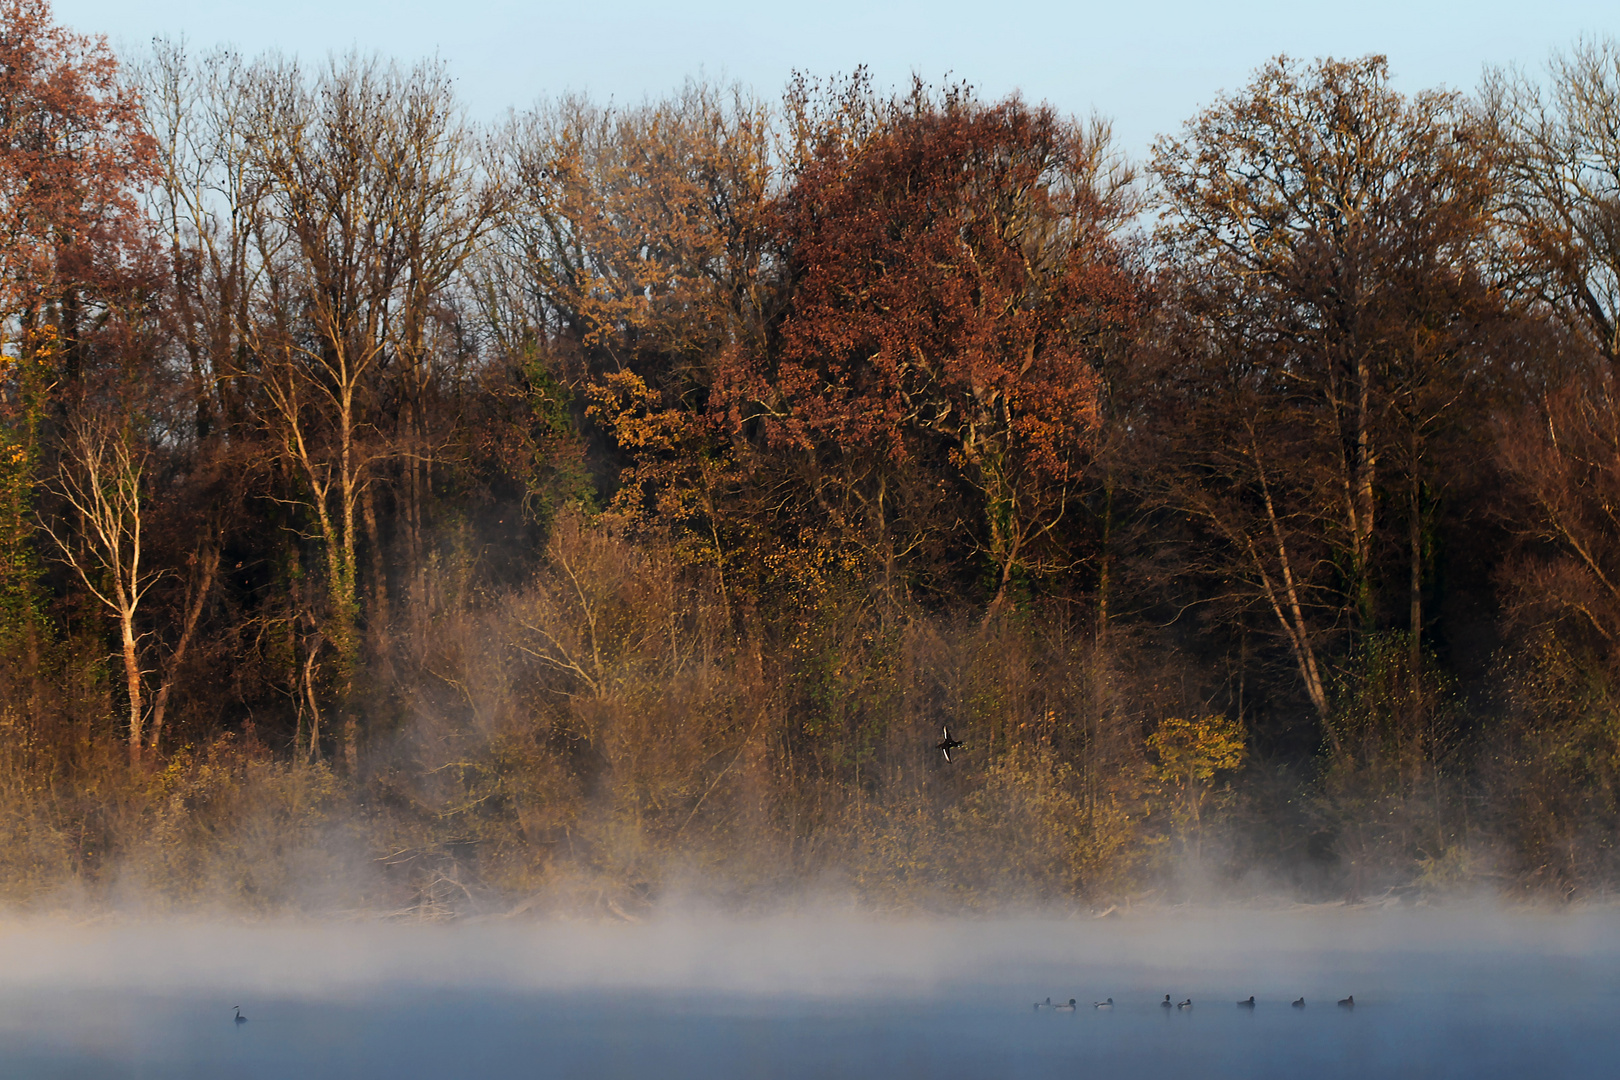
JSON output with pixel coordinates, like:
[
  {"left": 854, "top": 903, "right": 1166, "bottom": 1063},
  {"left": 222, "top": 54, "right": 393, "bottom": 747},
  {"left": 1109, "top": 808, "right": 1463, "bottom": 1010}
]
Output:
[{"left": 936, "top": 727, "right": 963, "bottom": 762}]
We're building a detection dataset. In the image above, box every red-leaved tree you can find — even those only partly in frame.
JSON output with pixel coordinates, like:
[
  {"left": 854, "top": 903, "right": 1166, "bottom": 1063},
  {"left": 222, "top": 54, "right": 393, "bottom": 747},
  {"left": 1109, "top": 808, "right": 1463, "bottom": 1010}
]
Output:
[
  {"left": 719, "top": 82, "right": 1139, "bottom": 610},
  {"left": 0, "top": 0, "right": 156, "bottom": 371}
]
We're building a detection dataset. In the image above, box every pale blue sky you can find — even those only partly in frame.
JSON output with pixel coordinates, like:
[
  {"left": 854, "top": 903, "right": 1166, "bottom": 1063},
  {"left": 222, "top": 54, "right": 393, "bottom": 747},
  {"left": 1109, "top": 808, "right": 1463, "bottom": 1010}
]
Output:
[{"left": 53, "top": 0, "right": 1619, "bottom": 158}]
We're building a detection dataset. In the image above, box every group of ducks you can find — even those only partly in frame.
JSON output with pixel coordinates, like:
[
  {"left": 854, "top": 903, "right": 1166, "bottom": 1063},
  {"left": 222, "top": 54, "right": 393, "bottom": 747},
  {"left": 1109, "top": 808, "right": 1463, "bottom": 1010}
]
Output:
[{"left": 1035, "top": 995, "right": 1355, "bottom": 1011}]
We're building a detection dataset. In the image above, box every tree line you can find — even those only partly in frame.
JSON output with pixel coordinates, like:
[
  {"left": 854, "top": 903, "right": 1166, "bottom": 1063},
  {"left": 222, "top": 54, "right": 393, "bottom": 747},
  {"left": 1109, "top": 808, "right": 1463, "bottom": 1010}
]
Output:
[{"left": 3, "top": 0, "right": 1619, "bottom": 912}]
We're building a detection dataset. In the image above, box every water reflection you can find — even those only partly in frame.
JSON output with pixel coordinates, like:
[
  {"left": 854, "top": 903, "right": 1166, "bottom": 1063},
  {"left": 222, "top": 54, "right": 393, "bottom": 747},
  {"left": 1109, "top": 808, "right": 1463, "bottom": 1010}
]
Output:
[{"left": 0, "top": 909, "right": 1612, "bottom": 1078}]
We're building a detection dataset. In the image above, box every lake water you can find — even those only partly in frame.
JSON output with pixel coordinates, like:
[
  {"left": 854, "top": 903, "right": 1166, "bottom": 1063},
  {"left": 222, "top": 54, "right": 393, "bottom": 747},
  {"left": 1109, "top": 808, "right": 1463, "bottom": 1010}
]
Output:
[{"left": 0, "top": 907, "right": 1613, "bottom": 1078}]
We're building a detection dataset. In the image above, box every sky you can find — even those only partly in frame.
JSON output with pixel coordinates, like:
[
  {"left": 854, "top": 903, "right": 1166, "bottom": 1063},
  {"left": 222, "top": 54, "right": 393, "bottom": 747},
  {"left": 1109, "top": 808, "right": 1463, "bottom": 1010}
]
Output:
[{"left": 52, "top": 0, "right": 1620, "bottom": 160}]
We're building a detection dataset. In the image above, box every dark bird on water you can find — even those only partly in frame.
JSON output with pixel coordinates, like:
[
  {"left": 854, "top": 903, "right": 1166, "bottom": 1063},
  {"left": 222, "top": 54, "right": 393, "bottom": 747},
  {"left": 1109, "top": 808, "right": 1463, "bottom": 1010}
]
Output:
[
  {"left": 1055, "top": 999, "right": 1076, "bottom": 1012},
  {"left": 1033, "top": 997, "right": 1076, "bottom": 1011},
  {"left": 936, "top": 727, "right": 963, "bottom": 762},
  {"left": 233, "top": 1006, "right": 247, "bottom": 1025},
  {"left": 1338, "top": 995, "right": 1354, "bottom": 1009},
  {"left": 1291, "top": 998, "right": 1306, "bottom": 1008},
  {"left": 1160, "top": 995, "right": 1173, "bottom": 1009},
  {"left": 1237, "top": 996, "right": 1255, "bottom": 1008}
]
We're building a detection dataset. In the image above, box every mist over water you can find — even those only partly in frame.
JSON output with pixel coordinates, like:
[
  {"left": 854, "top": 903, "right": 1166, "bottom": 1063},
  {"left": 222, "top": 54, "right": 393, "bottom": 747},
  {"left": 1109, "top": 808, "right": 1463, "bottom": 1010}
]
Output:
[{"left": 0, "top": 907, "right": 1615, "bottom": 1078}]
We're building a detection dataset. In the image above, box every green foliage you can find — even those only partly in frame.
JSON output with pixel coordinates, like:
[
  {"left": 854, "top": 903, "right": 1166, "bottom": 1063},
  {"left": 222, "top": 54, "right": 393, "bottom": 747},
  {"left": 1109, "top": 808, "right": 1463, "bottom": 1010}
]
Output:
[
  {"left": 0, "top": 350, "right": 46, "bottom": 655},
  {"left": 521, "top": 352, "right": 597, "bottom": 526}
]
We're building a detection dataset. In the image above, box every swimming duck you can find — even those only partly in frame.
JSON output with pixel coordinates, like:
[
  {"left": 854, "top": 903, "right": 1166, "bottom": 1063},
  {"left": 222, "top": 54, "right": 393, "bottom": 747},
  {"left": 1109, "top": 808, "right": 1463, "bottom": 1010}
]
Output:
[
  {"left": 1291, "top": 997, "right": 1305, "bottom": 1008},
  {"left": 1237, "top": 996, "right": 1255, "bottom": 1008},
  {"left": 1177, "top": 999, "right": 1192, "bottom": 1010},
  {"left": 1093, "top": 998, "right": 1114, "bottom": 1009},
  {"left": 936, "top": 727, "right": 963, "bottom": 762},
  {"left": 233, "top": 1006, "right": 247, "bottom": 1025},
  {"left": 1160, "top": 994, "right": 1173, "bottom": 1009},
  {"left": 1337, "top": 995, "right": 1354, "bottom": 1009},
  {"left": 1055, "top": 999, "right": 1077, "bottom": 1012}
]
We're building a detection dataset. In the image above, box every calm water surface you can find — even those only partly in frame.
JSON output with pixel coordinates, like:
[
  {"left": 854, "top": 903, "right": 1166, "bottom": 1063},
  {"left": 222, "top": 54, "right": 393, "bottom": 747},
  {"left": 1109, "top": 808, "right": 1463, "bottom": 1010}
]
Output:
[{"left": 0, "top": 910, "right": 1613, "bottom": 1078}]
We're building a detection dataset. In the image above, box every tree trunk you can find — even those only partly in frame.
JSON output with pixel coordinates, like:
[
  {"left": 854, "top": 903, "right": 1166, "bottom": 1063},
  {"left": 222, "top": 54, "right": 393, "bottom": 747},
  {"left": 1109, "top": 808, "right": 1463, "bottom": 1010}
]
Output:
[
  {"left": 361, "top": 482, "right": 389, "bottom": 653},
  {"left": 1253, "top": 438, "right": 1331, "bottom": 720},
  {"left": 1409, "top": 463, "right": 1423, "bottom": 673},
  {"left": 1353, "top": 348, "right": 1378, "bottom": 635},
  {"left": 149, "top": 543, "right": 220, "bottom": 753},
  {"left": 118, "top": 604, "right": 143, "bottom": 762}
]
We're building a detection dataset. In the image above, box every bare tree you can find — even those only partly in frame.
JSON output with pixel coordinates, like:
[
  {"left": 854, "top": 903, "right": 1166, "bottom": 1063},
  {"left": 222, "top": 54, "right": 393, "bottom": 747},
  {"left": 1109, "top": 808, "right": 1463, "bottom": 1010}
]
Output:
[
  {"left": 242, "top": 55, "right": 495, "bottom": 680},
  {"left": 141, "top": 51, "right": 500, "bottom": 760},
  {"left": 42, "top": 423, "right": 154, "bottom": 759},
  {"left": 1147, "top": 55, "right": 1503, "bottom": 717},
  {"left": 1487, "top": 37, "right": 1620, "bottom": 362},
  {"left": 1490, "top": 40, "right": 1620, "bottom": 662}
]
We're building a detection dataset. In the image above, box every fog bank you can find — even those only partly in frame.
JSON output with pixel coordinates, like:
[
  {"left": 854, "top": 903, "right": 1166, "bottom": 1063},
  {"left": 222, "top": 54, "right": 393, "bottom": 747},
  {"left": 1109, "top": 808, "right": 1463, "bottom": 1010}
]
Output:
[
  {"left": 2, "top": 908, "right": 1615, "bottom": 1078},
  {"left": 2, "top": 905, "right": 1615, "bottom": 997}
]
